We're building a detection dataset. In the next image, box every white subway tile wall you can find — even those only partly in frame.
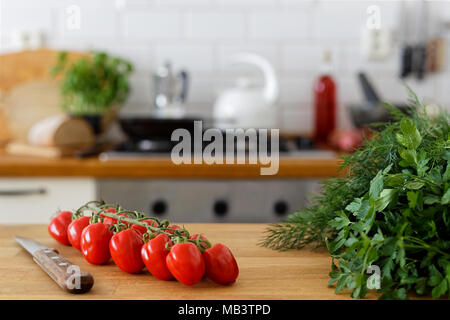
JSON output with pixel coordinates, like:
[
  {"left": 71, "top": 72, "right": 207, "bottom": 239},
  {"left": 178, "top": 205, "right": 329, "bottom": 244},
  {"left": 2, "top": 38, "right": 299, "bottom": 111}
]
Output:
[
  {"left": 123, "top": 12, "right": 183, "bottom": 39},
  {"left": 1, "top": 0, "right": 449, "bottom": 131},
  {"left": 155, "top": 44, "right": 214, "bottom": 71},
  {"left": 187, "top": 12, "right": 246, "bottom": 39},
  {"left": 58, "top": 8, "right": 118, "bottom": 39},
  {"left": 248, "top": 12, "right": 310, "bottom": 39}
]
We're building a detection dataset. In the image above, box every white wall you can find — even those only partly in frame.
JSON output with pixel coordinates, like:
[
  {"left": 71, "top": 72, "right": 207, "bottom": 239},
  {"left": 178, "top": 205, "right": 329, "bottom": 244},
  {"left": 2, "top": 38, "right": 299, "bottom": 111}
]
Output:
[{"left": 1, "top": 0, "right": 449, "bottom": 133}]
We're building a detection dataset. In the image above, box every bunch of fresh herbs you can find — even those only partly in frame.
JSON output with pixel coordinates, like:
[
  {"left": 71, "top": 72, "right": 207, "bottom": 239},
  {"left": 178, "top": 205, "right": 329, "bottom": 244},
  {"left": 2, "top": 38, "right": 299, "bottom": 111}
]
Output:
[
  {"left": 262, "top": 90, "right": 449, "bottom": 299},
  {"left": 51, "top": 51, "right": 133, "bottom": 115}
]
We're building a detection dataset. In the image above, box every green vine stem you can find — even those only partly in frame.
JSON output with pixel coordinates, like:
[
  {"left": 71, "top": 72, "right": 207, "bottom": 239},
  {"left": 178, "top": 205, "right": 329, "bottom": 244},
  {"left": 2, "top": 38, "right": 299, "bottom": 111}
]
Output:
[
  {"left": 94, "top": 209, "right": 209, "bottom": 251},
  {"left": 71, "top": 201, "right": 213, "bottom": 252},
  {"left": 191, "top": 234, "right": 212, "bottom": 252},
  {"left": 73, "top": 200, "right": 106, "bottom": 220}
]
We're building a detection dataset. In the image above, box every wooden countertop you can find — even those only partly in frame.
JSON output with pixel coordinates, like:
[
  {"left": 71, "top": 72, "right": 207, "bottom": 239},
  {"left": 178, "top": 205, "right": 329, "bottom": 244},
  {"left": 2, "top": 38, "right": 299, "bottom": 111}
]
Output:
[
  {"left": 0, "top": 154, "right": 342, "bottom": 179},
  {"left": 0, "top": 223, "right": 369, "bottom": 300}
]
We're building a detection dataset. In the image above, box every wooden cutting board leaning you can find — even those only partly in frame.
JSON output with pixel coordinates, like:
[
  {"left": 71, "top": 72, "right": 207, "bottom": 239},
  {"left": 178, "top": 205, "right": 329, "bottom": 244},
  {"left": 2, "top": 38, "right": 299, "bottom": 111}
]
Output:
[{"left": 0, "top": 49, "right": 95, "bottom": 157}]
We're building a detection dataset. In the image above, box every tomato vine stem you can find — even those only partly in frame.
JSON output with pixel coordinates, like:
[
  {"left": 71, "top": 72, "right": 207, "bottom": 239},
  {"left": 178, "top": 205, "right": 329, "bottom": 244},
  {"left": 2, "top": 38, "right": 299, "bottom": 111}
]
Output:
[{"left": 74, "top": 202, "right": 211, "bottom": 252}]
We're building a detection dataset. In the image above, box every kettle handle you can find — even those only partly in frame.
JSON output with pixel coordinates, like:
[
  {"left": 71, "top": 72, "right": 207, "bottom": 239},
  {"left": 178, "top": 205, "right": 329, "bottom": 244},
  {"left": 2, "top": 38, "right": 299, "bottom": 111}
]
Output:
[{"left": 229, "top": 53, "right": 279, "bottom": 105}]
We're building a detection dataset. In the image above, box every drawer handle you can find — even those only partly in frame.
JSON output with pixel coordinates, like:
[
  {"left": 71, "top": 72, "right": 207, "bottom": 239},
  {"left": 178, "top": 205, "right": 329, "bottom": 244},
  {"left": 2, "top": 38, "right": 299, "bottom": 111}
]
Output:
[{"left": 0, "top": 188, "right": 47, "bottom": 196}]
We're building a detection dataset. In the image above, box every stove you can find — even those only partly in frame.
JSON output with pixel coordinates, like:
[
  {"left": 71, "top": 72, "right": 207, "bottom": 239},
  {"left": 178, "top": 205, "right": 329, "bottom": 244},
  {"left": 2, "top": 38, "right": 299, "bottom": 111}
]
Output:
[
  {"left": 97, "top": 133, "right": 334, "bottom": 223},
  {"left": 97, "top": 178, "right": 322, "bottom": 223},
  {"left": 99, "top": 135, "right": 335, "bottom": 160}
]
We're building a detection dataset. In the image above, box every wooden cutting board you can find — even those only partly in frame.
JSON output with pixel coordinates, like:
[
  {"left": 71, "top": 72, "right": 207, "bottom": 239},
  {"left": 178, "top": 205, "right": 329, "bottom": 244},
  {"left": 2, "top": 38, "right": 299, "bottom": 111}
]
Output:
[
  {"left": 0, "top": 80, "right": 63, "bottom": 143},
  {"left": 0, "top": 49, "right": 86, "bottom": 92},
  {"left": 0, "top": 49, "right": 88, "bottom": 143},
  {"left": 0, "top": 223, "right": 370, "bottom": 300}
]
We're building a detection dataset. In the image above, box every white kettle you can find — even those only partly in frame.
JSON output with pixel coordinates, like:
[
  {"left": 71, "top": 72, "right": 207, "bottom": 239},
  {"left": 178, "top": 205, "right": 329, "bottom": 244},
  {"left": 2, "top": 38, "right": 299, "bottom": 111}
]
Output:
[{"left": 213, "top": 53, "right": 279, "bottom": 129}]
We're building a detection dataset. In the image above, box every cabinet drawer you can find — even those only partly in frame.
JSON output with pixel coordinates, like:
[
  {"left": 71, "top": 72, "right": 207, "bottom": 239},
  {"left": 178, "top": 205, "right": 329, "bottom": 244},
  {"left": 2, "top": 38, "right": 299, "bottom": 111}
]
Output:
[{"left": 0, "top": 178, "right": 96, "bottom": 224}]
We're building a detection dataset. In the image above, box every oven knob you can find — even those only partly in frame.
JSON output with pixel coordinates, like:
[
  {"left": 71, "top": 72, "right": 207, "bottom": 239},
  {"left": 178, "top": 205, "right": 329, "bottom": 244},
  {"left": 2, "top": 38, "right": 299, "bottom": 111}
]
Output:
[
  {"left": 151, "top": 200, "right": 167, "bottom": 216},
  {"left": 213, "top": 200, "right": 228, "bottom": 217},
  {"left": 274, "top": 200, "right": 289, "bottom": 216}
]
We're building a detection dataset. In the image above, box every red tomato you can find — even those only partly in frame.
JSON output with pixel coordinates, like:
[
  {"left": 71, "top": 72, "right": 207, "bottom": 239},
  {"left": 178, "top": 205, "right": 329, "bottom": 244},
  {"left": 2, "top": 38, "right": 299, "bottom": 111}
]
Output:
[
  {"left": 131, "top": 219, "right": 158, "bottom": 235},
  {"left": 80, "top": 223, "right": 113, "bottom": 265},
  {"left": 141, "top": 234, "right": 173, "bottom": 280},
  {"left": 110, "top": 229, "right": 144, "bottom": 274},
  {"left": 166, "top": 224, "right": 187, "bottom": 236},
  {"left": 67, "top": 216, "right": 90, "bottom": 251},
  {"left": 189, "top": 234, "right": 209, "bottom": 248},
  {"left": 48, "top": 211, "right": 73, "bottom": 246},
  {"left": 100, "top": 208, "right": 117, "bottom": 225},
  {"left": 166, "top": 242, "right": 205, "bottom": 286},
  {"left": 101, "top": 209, "right": 131, "bottom": 227},
  {"left": 203, "top": 243, "right": 239, "bottom": 285}
]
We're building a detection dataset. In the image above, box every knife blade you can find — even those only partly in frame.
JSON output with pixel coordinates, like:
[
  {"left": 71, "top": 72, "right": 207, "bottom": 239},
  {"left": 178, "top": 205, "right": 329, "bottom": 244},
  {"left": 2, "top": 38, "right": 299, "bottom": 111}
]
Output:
[{"left": 14, "top": 236, "right": 94, "bottom": 294}]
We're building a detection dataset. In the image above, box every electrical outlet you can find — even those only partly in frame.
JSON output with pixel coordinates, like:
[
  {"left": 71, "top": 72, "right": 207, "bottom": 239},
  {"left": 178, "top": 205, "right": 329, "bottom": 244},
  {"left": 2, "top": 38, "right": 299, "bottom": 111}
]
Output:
[{"left": 360, "top": 27, "right": 393, "bottom": 60}]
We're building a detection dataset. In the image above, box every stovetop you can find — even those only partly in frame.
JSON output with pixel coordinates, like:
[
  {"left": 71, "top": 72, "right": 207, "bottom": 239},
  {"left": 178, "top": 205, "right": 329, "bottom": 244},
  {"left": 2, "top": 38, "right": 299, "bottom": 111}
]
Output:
[{"left": 99, "top": 135, "right": 336, "bottom": 161}]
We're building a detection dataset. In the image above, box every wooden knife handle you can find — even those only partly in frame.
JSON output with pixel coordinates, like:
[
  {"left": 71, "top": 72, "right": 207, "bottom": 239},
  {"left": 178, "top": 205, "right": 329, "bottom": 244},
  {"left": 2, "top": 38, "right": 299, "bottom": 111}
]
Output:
[{"left": 33, "top": 248, "right": 94, "bottom": 294}]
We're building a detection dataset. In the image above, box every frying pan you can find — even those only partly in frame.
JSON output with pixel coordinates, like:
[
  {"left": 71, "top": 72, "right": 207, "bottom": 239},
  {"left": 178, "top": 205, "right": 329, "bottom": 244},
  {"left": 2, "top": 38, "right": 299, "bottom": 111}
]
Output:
[
  {"left": 118, "top": 116, "right": 205, "bottom": 141},
  {"left": 348, "top": 72, "right": 411, "bottom": 128}
]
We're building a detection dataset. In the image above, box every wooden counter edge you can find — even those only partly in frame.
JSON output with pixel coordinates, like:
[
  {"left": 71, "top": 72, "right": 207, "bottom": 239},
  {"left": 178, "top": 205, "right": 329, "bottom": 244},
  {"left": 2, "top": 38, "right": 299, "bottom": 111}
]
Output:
[{"left": 0, "top": 155, "right": 343, "bottom": 179}]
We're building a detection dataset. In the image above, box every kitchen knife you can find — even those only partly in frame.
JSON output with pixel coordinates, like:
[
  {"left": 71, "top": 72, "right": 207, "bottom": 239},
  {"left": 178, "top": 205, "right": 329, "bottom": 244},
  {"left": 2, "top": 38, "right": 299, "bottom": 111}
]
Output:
[{"left": 14, "top": 236, "right": 94, "bottom": 293}]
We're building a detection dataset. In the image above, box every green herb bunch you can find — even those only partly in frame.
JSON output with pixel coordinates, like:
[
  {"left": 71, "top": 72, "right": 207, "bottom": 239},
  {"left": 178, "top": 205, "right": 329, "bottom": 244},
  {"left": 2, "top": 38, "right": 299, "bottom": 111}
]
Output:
[
  {"left": 262, "top": 90, "right": 450, "bottom": 299},
  {"left": 328, "top": 115, "right": 449, "bottom": 299},
  {"left": 51, "top": 51, "right": 133, "bottom": 115}
]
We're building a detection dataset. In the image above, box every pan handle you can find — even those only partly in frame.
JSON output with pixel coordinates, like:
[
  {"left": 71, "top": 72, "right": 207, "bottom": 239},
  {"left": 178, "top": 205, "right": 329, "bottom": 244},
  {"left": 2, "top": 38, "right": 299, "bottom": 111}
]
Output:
[{"left": 357, "top": 72, "right": 381, "bottom": 107}]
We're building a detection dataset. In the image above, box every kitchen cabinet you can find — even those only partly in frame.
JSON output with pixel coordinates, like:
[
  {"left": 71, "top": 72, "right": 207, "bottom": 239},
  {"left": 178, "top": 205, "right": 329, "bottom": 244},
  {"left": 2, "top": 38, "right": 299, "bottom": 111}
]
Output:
[{"left": 0, "top": 178, "right": 96, "bottom": 224}]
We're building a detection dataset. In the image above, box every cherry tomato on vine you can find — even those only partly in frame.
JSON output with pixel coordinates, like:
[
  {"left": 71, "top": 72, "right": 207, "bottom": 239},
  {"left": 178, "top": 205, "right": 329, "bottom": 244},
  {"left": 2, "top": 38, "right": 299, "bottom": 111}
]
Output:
[
  {"left": 67, "top": 216, "right": 90, "bottom": 251},
  {"left": 100, "top": 208, "right": 117, "bottom": 225},
  {"left": 101, "top": 209, "right": 131, "bottom": 227},
  {"left": 141, "top": 234, "right": 173, "bottom": 280},
  {"left": 189, "top": 234, "right": 209, "bottom": 249},
  {"left": 48, "top": 211, "right": 73, "bottom": 246},
  {"left": 166, "top": 224, "right": 187, "bottom": 236},
  {"left": 131, "top": 219, "right": 158, "bottom": 235},
  {"left": 203, "top": 243, "right": 239, "bottom": 285},
  {"left": 80, "top": 222, "right": 114, "bottom": 265},
  {"left": 110, "top": 229, "right": 144, "bottom": 274},
  {"left": 166, "top": 242, "right": 205, "bottom": 286}
]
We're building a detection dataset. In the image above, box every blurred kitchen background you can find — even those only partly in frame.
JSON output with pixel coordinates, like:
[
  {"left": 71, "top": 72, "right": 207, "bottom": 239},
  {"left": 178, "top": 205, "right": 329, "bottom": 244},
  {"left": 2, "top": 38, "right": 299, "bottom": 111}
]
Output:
[{"left": 0, "top": 0, "right": 449, "bottom": 224}]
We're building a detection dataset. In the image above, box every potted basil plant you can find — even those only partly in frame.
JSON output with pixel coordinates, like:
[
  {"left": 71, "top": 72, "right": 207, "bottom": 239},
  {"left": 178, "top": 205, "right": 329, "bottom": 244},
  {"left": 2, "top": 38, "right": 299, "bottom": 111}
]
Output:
[{"left": 51, "top": 51, "right": 133, "bottom": 134}]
